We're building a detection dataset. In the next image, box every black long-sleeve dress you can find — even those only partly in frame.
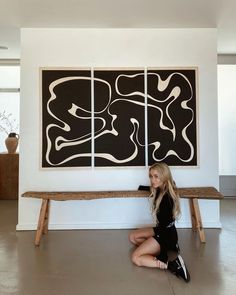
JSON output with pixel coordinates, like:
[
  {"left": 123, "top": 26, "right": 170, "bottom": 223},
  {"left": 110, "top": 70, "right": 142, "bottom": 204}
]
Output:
[{"left": 152, "top": 192, "right": 180, "bottom": 263}]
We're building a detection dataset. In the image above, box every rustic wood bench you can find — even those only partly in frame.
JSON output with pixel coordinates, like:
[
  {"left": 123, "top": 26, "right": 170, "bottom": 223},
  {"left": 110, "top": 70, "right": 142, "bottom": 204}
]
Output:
[{"left": 22, "top": 187, "right": 223, "bottom": 246}]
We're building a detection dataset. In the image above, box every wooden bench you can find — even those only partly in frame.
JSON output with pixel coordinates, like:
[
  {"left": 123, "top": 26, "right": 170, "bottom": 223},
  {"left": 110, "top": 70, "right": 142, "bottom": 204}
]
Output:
[{"left": 22, "top": 187, "right": 223, "bottom": 246}]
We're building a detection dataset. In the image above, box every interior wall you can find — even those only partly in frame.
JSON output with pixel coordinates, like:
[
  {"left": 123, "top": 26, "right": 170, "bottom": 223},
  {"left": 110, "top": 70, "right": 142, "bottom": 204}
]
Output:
[
  {"left": 218, "top": 64, "right": 236, "bottom": 175},
  {"left": 218, "top": 64, "right": 236, "bottom": 196},
  {"left": 18, "top": 28, "right": 220, "bottom": 230}
]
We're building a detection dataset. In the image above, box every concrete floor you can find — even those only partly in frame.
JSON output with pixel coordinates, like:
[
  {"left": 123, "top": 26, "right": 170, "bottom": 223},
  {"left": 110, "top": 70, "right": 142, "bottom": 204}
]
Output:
[{"left": 0, "top": 199, "right": 235, "bottom": 295}]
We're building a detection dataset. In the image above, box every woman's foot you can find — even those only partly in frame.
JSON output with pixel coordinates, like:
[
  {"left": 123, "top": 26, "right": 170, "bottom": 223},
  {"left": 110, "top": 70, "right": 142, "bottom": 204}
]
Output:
[
  {"left": 154, "top": 258, "right": 167, "bottom": 269},
  {"left": 168, "top": 255, "right": 190, "bottom": 283}
]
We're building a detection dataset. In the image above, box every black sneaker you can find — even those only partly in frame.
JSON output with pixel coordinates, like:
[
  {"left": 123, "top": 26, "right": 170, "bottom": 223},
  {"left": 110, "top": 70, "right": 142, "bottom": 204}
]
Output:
[{"left": 168, "top": 255, "right": 190, "bottom": 283}]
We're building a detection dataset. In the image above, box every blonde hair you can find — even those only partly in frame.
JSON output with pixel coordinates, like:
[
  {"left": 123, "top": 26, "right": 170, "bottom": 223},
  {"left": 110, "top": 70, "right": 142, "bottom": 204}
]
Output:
[{"left": 149, "top": 162, "right": 181, "bottom": 220}]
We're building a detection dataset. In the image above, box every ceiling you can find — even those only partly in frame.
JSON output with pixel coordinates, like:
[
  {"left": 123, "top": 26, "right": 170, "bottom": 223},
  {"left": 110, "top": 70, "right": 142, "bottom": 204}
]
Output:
[{"left": 0, "top": 0, "right": 236, "bottom": 59}]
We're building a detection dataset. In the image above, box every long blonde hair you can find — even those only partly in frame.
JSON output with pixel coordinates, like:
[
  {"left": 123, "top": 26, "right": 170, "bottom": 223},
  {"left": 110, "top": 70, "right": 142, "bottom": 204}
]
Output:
[{"left": 149, "top": 162, "right": 181, "bottom": 220}]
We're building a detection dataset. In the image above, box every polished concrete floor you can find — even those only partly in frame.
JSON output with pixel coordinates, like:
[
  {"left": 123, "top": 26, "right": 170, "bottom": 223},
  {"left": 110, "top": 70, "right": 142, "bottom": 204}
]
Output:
[{"left": 0, "top": 199, "right": 236, "bottom": 295}]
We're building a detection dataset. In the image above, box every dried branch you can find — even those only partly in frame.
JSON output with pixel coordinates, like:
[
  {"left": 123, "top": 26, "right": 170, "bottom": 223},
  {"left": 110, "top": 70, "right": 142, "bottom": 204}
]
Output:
[{"left": 0, "top": 111, "right": 19, "bottom": 135}]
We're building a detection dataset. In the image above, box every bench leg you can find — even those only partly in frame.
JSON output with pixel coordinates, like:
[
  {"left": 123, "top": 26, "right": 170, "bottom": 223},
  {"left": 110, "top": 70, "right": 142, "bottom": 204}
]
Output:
[
  {"left": 189, "top": 198, "right": 206, "bottom": 243},
  {"left": 43, "top": 200, "right": 50, "bottom": 235},
  {"left": 35, "top": 199, "right": 49, "bottom": 246},
  {"left": 189, "top": 199, "right": 197, "bottom": 231}
]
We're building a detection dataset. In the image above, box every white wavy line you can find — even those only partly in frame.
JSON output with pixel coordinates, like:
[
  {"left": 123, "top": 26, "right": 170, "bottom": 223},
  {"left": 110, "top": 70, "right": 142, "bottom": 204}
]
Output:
[
  {"left": 68, "top": 103, "right": 92, "bottom": 117},
  {"left": 147, "top": 86, "right": 181, "bottom": 139},
  {"left": 55, "top": 134, "right": 92, "bottom": 150},
  {"left": 94, "top": 117, "right": 107, "bottom": 135},
  {"left": 151, "top": 146, "right": 193, "bottom": 163},
  {"left": 132, "top": 118, "right": 145, "bottom": 147},
  {"left": 94, "top": 118, "right": 139, "bottom": 164},
  {"left": 165, "top": 86, "right": 181, "bottom": 140},
  {"left": 147, "top": 71, "right": 194, "bottom": 108},
  {"left": 45, "top": 124, "right": 92, "bottom": 164},
  {"left": 94, "top": 128, "right": 118, "bottom": 140}
]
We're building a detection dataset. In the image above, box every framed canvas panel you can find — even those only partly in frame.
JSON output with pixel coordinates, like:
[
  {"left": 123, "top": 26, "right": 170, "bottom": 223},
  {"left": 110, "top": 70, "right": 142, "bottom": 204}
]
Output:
[
  {"left": 41, "top": 68, "right": 92, "bottom": 167},
  {"left": 147, "top": 68, "right": 198, "bottom": 166},
  {"left": 40, "top": 67, "right": 198, "bottom": 168},
  {"left": 94, "top": 68, "right": 146, "bottom": 167}
]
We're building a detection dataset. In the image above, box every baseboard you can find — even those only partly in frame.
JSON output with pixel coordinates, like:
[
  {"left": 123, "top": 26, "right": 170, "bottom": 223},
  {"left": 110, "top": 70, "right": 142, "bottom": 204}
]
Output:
[
  {"left": 16, "top": 220, "right": 222, "bottom": 231},
  {"left": 16, "top": 222, "right": 153, "bottom": 231}
]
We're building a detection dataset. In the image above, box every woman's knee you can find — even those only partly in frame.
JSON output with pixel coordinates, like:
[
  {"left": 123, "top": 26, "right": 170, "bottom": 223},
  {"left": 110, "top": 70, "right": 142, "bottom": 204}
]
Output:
[
  {"left": 131, "top": 252, "right": 142, "bottom": 266},
  {"left": 129, "top": 228, "right": 154, "bottom": 245},
  {"left": 129, "top": 232, "right": 137, "bottom": 244}
]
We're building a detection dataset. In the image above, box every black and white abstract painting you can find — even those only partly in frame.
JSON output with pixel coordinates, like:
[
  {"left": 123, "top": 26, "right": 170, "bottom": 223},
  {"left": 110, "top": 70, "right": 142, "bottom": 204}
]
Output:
[
  {"left": 41, "top": 69, "right": 92, "bottom": 167},
  {"left": 41, "top": 68, "right": 197, "bottom": 168},
  {"left": 147, "top": 69, "right": 197, "bottom": 166},
  {"left": 94, "top": 69, "right": 145, "bottom": 166}
]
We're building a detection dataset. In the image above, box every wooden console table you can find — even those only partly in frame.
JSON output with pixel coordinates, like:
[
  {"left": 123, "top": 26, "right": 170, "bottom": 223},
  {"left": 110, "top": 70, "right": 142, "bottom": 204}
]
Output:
[
  {"left": 0, "top": 153, "right": 19, "bottom": 200},
  {"left": 22, "top": 187, "right": 223, "bottom": 246}
]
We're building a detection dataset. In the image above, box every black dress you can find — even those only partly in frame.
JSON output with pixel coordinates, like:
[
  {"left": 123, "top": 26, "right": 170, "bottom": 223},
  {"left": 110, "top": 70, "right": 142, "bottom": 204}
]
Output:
[{"left": 152, "top": 192, "right": 180, "bottom": 263}]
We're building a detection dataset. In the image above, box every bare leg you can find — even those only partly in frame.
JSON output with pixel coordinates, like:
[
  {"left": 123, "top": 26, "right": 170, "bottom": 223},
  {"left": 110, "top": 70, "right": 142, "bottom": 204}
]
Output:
[
  {"left": 129, "top": 227, "right": 155, "bottom": 246},
  {"left": 131, "top": 237, "right": 167, "bottom": 269}
]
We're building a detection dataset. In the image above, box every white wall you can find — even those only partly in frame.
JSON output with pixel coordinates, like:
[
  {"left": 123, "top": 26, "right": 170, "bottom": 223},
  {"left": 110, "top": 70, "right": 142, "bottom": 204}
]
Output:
[
  {"left": 218, "top": 65, "right": 236, "bottom": 175},
  {"left": 218, "top": 65, "right": 236, "bottom": 195},
  {"left": 17, "top": 28, "right": 220, "bottom": 230}
]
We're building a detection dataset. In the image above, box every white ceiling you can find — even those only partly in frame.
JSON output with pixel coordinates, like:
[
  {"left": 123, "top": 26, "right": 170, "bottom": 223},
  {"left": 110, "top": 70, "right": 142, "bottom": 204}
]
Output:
[{"left": 0, "top": 0, "right": 235, "bottom": 59}]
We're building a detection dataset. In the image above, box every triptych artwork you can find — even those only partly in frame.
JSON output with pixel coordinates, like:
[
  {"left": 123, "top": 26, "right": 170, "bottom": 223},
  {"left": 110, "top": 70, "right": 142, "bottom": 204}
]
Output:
[{"left": 41, "top": 68, "right": 197, "bottom": 168}]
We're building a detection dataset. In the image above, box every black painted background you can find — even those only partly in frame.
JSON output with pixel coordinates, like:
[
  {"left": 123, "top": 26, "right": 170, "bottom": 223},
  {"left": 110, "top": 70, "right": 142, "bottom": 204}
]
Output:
[
  {"left": 41, "top": 68, "right": 197, "bottom": 168},
  {"left": 94, "top": 70, "right": 145, "bottom": 166},
  {"left": 42, "top": 70, "right": 91, "bottom": 167}
]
